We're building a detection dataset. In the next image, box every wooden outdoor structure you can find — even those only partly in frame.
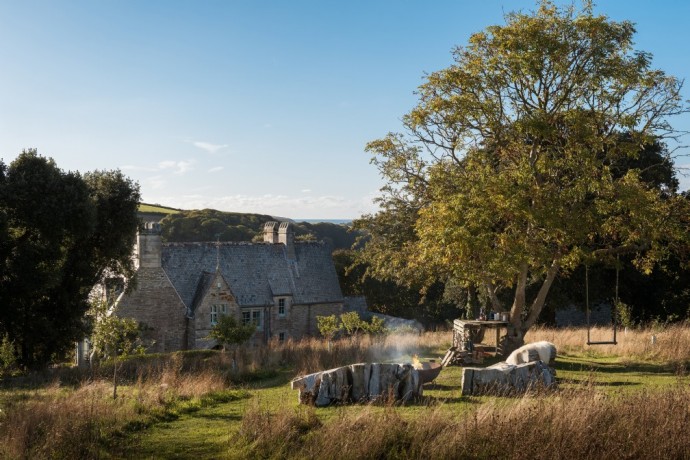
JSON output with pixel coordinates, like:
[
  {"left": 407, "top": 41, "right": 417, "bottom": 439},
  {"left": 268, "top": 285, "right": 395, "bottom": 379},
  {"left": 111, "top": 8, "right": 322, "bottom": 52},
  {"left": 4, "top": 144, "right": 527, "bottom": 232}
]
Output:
[{"left": 452, "top": 319, "right": 509, "bottom": 356}]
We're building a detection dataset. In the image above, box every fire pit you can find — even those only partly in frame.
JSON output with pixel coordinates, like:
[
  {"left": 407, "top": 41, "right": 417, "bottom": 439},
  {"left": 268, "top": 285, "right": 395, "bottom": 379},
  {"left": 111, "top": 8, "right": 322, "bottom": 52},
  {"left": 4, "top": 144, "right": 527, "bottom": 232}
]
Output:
[{"left": 415, "top": 361, "right": 442, "bottom": 384}]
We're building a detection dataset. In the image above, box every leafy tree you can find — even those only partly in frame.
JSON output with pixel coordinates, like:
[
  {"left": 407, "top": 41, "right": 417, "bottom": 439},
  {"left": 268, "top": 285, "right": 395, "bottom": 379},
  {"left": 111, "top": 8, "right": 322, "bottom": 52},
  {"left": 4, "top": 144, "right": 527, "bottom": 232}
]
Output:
[
  {"left": 208, "top": 314, "right": 256, "bottom": 352},
  {"left": 316, "top": 315, "right": 342, "bottom": 346},
  {"left": 208, "top": 314, "right": 256, "bottom": 371},
  {"left": 360, "top": 2, "right": 689, "bottom": 351},
  {"left": 340, "top": 311, "right": 367, "bottom": 336},
  {"left": 89, "top": 301, "right": 144, "bottom": 398},
  {"left": 0, "top": 150, "right": 140, "bottom": 367},
  {"left": 363, "top": 316, "right": 387, "bottom": 335}
]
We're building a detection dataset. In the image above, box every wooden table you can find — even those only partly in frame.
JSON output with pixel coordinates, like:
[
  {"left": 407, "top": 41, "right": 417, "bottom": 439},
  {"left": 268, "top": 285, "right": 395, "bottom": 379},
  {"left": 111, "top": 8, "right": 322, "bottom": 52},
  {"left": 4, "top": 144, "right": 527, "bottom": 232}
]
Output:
[{"left": 453, "top": 319, "right": 509, "bottom": 356}]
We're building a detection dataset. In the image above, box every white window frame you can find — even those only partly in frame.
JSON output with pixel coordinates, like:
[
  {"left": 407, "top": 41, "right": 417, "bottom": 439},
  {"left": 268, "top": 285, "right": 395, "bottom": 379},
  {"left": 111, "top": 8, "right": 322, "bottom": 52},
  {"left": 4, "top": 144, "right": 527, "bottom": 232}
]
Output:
[
  {"left": 211, "top": 305, "right": 218, "bottom": 325},
  {"left": 211, "top": 304, "right": 228, "bottom": 326},
  {"left": 277, "top": 298, "right": 287, "bottom": 317}
]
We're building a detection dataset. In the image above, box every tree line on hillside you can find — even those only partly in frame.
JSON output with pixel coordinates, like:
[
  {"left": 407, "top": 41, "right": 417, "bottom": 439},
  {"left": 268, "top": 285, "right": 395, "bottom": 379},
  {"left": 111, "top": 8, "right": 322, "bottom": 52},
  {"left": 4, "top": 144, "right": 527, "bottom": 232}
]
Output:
[{"left": 157, "top": 209, "right": 358, "bottom": 250}]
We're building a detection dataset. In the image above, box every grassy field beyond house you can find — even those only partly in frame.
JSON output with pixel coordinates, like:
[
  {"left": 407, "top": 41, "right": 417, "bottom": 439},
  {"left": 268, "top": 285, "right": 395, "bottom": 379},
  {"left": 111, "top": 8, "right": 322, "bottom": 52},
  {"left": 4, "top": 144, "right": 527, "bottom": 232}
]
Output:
[
  {"left": 1, "top": 326, "right": 690, "bottom": 459},
  {"left": 138, "top": 203, "right": 183, "bottom": 215}
]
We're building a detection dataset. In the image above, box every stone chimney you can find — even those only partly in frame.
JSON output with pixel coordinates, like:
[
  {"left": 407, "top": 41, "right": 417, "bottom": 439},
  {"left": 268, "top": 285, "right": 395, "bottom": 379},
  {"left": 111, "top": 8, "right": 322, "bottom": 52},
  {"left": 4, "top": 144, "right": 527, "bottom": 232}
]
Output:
[
  {"left": 137, "top": 222, "right": 162, "bottom": 268},
  {"left": 263, "top": 221, "right": 279, "bottom": 243},
  {"left": 278, "top": 222, "right": 296, "bottom": 259}
]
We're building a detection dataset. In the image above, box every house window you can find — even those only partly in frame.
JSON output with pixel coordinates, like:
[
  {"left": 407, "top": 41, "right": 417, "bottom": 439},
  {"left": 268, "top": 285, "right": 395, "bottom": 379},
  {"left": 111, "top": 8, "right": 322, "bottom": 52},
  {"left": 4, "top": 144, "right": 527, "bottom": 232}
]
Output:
[
  {"left": 278, "top": 332, "right": 286, "bottom": 342},
  {"left": 211, "top": 305, "right": 218, "bottom": 325},
  {"left": 211, "top": 304, "right": 228, "bottom": 326},
  {"left": 278, "top": 298, "right": 287, "bottom": 317},
  {"left": 242, "top": 309, "right": 263, "bottom": 330},
  {"left": 252, "top": 310, "right": 262, "bottom": 330}
]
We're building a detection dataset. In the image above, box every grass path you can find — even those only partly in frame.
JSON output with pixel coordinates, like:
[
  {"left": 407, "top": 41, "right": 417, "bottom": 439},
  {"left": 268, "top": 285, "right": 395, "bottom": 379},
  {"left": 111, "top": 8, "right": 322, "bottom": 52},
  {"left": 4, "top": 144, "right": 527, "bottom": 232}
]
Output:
[{"left": 115, "top": 354, "right": 688, "bottom": 459}]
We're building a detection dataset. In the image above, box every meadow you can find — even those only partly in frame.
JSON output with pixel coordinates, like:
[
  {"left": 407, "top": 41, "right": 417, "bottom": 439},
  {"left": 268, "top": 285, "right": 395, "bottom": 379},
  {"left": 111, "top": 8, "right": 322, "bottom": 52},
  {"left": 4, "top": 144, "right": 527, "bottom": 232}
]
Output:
[{"left": 1, "top": 325, "right": 689, "bottom": 459}]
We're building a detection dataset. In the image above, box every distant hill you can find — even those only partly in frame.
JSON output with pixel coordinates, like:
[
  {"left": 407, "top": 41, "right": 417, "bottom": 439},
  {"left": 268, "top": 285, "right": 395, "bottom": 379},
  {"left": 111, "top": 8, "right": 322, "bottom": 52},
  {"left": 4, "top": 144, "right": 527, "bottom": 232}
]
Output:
[
  {"left": 138, "top": 205, "right": 359, "bottom": 251},
  {"left": 138, "top": 202, "right": 184, "bottom": 222}
]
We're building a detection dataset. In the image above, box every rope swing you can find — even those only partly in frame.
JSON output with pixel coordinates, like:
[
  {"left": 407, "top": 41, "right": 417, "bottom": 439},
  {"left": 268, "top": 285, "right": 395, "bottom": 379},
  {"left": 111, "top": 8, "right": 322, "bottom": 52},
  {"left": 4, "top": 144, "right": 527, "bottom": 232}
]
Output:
[{"left": 586, "top": 254, "right": 619, "bottom": 346}]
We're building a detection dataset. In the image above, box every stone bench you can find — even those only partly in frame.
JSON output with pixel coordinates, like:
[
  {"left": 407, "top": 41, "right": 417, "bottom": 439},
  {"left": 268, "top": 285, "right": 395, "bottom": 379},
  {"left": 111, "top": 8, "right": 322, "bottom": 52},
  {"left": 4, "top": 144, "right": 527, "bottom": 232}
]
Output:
[
  {"left": 291, "top": 363, "right": 423, "bottom": 406},
  {"left": 461, "top": 361, "right": 556, "bottom": 395}
]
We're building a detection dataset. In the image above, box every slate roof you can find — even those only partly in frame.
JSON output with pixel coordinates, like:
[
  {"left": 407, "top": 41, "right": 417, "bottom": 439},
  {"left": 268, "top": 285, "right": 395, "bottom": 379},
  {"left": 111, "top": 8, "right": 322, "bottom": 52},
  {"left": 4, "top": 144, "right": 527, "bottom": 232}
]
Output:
[{"left": 161, "top": 241, "right": 344, "bottom": 311}]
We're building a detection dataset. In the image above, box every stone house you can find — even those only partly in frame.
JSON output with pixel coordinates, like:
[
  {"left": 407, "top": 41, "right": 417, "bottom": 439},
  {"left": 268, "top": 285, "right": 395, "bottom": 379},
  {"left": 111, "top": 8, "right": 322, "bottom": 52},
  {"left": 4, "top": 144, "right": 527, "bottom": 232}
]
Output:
[{"left": 109, "top": 221, "right": 344, "bottom": 352}]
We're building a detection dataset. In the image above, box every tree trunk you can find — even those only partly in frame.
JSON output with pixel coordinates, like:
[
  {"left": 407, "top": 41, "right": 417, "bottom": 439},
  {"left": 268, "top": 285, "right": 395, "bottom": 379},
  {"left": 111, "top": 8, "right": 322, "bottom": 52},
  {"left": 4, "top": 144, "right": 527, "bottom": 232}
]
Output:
[{"left": 503, "top": 259, "right": 560, "bottom": 356}]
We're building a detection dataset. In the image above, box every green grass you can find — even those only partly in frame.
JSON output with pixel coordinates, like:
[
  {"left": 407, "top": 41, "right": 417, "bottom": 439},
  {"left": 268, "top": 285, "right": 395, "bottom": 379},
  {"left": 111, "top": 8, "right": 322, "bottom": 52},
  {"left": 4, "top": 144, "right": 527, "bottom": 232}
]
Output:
[
  {"left": 110, "top": 351, "right": 690, "bottom": 459},
  {"left": 138, "top": 202, "right": 183, "bottom": 214}
]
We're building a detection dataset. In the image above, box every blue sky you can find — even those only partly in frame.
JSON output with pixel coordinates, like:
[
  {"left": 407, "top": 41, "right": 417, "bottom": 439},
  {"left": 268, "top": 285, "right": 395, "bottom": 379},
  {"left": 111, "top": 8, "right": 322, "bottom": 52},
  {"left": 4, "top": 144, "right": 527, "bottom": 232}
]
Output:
[{"left": 1, "top": 1, "right": 689, "bottom": 219}]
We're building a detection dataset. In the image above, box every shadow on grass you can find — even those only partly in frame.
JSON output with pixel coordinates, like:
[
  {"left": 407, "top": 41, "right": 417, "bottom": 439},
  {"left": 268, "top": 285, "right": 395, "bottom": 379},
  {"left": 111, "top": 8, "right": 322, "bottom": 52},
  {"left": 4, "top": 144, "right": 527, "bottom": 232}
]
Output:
[
  {"left": 558, "top": 377, "right": 640, "bottom": 387},
  {"left": 423, "top": 383, "right": 457, "bottom": 392},
  {"left": 555, "top": 358, "right": 674, "bottom": 375}
]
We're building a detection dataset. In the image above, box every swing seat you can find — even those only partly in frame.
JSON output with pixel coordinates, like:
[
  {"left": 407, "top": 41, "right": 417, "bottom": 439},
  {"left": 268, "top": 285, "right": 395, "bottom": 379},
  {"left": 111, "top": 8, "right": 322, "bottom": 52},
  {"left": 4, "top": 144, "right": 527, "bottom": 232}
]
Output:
[{"left": 587, "top": 340, "right": 617, "bottom": 345}]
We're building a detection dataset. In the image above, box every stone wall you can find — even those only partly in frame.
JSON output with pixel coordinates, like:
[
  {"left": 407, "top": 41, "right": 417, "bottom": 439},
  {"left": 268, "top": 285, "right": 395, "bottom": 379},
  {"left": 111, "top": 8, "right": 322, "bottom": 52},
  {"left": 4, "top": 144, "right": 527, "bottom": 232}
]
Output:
[
  {"left": 288, "top": 302, "right": 344, "bottom": 338},
  {"left": 115, "top": 267, "right": 187, "bottom": 353}
]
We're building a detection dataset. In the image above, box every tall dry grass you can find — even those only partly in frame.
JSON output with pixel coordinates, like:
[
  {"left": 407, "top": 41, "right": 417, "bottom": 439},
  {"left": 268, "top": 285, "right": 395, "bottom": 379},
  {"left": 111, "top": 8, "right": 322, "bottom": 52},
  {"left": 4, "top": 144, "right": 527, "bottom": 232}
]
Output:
[
  {"left": 277, "top": 332, "right": 446, "bottom": 375},
  {"left": 236, "top": 384, "right": 690, "bottom": 459},
  {"left": 0, "top": 353, "right": 232, "bottom": 459},
  {"left": 526, "top": 323, "right": 690, "bottom": 362}
]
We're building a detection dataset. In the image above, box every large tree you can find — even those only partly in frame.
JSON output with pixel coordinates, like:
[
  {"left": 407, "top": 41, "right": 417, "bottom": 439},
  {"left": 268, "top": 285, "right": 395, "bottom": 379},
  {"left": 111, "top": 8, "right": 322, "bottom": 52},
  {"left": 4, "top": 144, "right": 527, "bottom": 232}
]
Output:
[
  {"left": 359, "top": 1, "right": 689, "bottom": 351},
  {"left": 0, "top": 150, "right": 140, "bottom": 367}
]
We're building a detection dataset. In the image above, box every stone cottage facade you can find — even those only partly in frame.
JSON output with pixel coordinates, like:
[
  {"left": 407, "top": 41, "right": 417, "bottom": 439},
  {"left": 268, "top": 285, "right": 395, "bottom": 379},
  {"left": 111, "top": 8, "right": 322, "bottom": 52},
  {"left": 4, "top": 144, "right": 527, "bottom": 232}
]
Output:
[{"left": 110, "top": 221, "right": 344, "bottom": 352}]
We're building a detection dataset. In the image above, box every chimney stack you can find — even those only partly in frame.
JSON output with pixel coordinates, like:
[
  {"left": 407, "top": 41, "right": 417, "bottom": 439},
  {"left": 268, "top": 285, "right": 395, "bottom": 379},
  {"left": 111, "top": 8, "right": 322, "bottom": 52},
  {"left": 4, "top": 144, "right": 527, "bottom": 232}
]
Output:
[
  {"left": 278, "top": 222, "right": 296, "bottom": 259},
  {"left": 263, "top": 221, "right": 279, "bottom": 243},
  {"left": 137, "top": 222, "right": 162, "bottom": 268}
]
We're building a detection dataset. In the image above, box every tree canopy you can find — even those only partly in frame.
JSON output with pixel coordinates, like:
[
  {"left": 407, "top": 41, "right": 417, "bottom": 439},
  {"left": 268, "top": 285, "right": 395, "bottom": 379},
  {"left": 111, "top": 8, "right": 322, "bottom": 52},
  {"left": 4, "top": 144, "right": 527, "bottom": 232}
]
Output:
[
  {"left": 358, "top": 1, "right": 689, "bottom": 350},
  {"left": 0, "top": 150, "right": 141, "bottom": 367}
]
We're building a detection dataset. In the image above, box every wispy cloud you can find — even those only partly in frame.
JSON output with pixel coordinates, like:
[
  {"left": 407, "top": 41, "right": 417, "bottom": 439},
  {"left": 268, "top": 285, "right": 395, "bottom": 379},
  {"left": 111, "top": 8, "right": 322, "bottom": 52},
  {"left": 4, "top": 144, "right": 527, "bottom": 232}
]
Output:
[
  {"left": 193, "top": 141, "right": 228, "bottom": 154},
  {"left": 208, "top": 166, "right": 224, "bottom": 173},
  {"left": 120, "top": 164, "right": 158, "bottom": 172},
  {"left": 146, "top": 175, "right": 166, "bottom": 190},
  {"left": 301, "top": 189, "right": 312, "bottom": 193},
  {"left": 158, "top": 160, "right": 195, "bottom": 175},
  {"left": 155, "top": 193, "right": 378, "bottom": 219}
]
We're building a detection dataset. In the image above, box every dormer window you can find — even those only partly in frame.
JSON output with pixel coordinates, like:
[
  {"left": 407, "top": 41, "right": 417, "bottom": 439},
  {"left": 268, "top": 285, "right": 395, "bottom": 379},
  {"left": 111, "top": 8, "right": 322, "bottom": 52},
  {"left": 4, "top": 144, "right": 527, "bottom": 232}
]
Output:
[{"left": 278, "top": 298, "right": 286, "bottom": 317}]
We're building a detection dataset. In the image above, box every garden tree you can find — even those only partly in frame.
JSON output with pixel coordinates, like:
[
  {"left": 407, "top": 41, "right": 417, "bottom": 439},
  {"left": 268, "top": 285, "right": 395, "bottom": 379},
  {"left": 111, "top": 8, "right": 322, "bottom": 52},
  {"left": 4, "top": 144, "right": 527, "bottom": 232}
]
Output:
[
  {"left": 317, "top": 312, "right": 387, "bottom": 342},
  {"left": 359, "top": 1, "right": 689, "bottom": 352},
  {"left": 0, "top": 150, "right": 141, "bottom": 367},
  {"left": 208, "top": 314, "right": 256, "bottom": 371},
  {"left": 316, "top": 315, "right": 341, "bottom": 350},
  {"left": 89, "top": 301, "right": 144, "bottom": 399}
]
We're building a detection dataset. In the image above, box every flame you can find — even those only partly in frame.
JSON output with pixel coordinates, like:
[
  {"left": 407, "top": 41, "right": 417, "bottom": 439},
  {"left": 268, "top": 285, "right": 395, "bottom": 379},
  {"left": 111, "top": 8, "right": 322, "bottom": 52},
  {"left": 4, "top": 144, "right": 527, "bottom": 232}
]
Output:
[{"left": 411, "top": 354, "right": 422, "bottom": 369}]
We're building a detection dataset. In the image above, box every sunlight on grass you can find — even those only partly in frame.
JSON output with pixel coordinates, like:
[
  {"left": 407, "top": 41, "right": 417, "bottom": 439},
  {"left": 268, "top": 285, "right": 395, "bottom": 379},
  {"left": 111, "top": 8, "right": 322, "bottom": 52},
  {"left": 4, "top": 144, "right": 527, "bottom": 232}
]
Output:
[{"left": 3, "top": 327, "right": 690, "bottom": 459}]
